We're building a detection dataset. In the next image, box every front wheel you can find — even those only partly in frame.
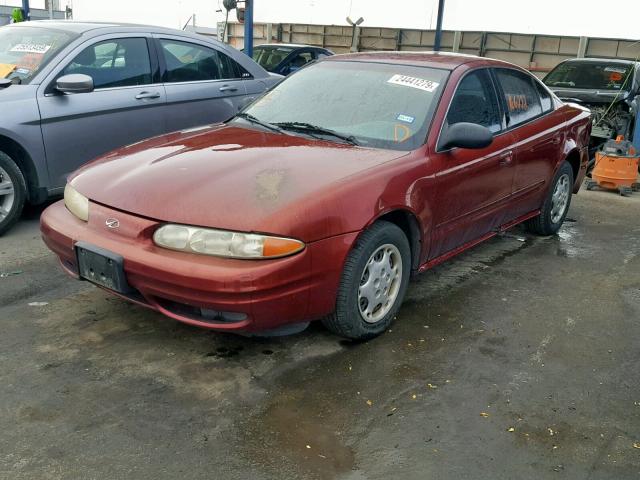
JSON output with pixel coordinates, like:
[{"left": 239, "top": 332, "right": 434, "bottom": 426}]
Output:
[
  {"left": 525, "top": 161, "right": 574, "bottom": 236},
  {"left": 322, "top": 221, "right": 411, "bottom": 340},
  {"left": 0, "top": 151, "right": 26, "bottom": 236}
]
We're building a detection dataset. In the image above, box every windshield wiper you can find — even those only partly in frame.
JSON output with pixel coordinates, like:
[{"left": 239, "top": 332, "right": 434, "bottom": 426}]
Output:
[
  {"left": 235, "top": 112, "right": 283, "bottom": 133},
  {"left": 273, "top": 122, "right": 359, "bottom": 145}
]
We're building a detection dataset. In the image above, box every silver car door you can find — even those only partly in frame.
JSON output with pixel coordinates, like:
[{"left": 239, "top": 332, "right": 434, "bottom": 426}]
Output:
[
  {"left": 37, "top": 34, "right": 166, "bottom": 189},
  {"left": 155, "top": 35, "right": 248, "bottom": 132}
]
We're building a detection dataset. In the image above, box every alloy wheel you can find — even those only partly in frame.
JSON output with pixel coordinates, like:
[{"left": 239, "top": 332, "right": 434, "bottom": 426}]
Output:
[
  {"left": 550, "top": 173, "right": 570, "bottom": 224},
  {"left": 358, "top": 243, "right": 403, "bottom": 323},
  {"left": 0, "top": 165, "right": 15, "bottom": 222}
]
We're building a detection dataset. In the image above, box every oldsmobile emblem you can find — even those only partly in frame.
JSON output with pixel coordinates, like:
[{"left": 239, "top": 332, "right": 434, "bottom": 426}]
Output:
[{"left": 105, "top": 218, "right": 120, "bottom": 229}]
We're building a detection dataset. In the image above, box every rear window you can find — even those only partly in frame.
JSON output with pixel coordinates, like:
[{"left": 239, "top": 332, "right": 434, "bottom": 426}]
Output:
[
  {"left": 0, "top": 25, "right": 77, "bottom": 84},
  {"left": 544, "top": 61, "right": 634, "bottom": 91}
]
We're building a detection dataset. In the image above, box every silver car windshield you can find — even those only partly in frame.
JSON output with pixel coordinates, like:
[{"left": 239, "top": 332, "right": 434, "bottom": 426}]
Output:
[
  {"left": 0, "top": 26, "right": 77, "bottom": 84},
  {"left": 241, "top": 60, "right": 449, "bottom": 151}
]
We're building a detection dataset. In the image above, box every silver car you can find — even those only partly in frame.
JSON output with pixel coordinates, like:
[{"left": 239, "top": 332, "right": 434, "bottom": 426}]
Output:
[{"left": 0, "top": 21, "right": 281, "bottom": 234}]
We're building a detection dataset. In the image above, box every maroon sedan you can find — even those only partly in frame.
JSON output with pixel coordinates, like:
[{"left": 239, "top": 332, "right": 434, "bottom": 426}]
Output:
[{"left": 41, "top": 52, "right": 590, "bottom": 340}]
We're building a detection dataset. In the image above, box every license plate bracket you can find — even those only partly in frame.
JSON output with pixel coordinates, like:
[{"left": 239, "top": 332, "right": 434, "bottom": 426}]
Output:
[{"left": 75, "top": 241, "right": 132, "bottom": 294}]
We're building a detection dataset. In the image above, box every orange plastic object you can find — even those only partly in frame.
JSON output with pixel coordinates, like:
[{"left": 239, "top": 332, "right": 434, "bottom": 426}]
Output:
[{"left": 592, "top": 150, "right": 639, "bottom": 190}]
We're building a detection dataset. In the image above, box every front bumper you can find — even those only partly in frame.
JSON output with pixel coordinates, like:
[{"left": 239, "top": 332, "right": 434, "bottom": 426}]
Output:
[{"left": 41, "top": 201, "right": 356, "bottom": 332}]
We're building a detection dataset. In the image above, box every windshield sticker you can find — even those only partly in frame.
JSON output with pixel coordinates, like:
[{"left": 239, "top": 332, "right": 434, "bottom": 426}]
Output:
[
  {"left": 604, "top": 67, "right": 626, "bottom": 74},
  {"left": 396, "top": 114, "right": 415, "bottom": 124},
  {"left": 10, "top": 43, "right": 52, "bottom": 54},
  {"left": 609, "top": 72, "right": 623, "bottom": 82},
  {"left": 387, "top": 74, "right": 440, "bottom": 92},
  {"left": 0, "top": 63, "right": 16, "bottom": 79}
]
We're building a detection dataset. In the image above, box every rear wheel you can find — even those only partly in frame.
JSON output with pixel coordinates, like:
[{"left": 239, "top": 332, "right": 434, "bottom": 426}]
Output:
[
  {"left": 525, "top": 161, "right": 573, "bottom": 236},
  {"left": 322, "top": 221, "right": 411, "bottom": 340},
  {"left": 0, "top": 151, "right": 26, "bottom": 236}
]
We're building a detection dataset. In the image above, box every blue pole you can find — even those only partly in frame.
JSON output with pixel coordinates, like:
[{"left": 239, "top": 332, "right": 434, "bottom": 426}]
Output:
[
  {"left": 22, "top": 0, "right": 30, "bottom": 20},
  {"left": 433, "top": 0, "right": 445, "bottom": 51},
  {"left": 244, "top": 0, "right": 253, "bottom": 57}
]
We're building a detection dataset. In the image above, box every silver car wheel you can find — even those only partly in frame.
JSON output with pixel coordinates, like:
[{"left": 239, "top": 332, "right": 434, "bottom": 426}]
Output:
[
  {"left": 358, "top": 243, "right": 403, "bottom": 324},
  {"left": 550, "top": 173, "right": 570, "bottom": 224},
  {"left": 0, "top": 166, "right": 15, "bottom": 222}
]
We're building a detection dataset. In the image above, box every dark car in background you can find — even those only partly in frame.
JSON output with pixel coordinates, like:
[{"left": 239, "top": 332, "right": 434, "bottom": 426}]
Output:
[
  {"left": 543, "top": 58, "right": 640, "bottom": 165},
  {"left": 0, "top": 21, "right": 281, "bottom": 235},
  {"left": 251, "top": 43, "right": 333, "bottom": 75}
]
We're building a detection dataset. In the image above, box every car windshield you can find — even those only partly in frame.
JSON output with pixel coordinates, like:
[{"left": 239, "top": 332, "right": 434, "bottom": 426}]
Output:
[
  {"left": 544, "top": 61, "right": 634, "bottom": 91},
  {"left": 252, "top": 45, "right": 295, "bottom": 70},
  {"left": 0, "top": 25, "right": 76, "bottom": 84},
  {"left": 240, "top": 60, "right": 449, "bottom": 151}
]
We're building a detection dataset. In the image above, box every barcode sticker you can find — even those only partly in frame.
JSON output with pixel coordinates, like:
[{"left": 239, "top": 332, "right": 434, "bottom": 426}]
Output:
[
  {"left": 10, "top": 43, "right": 51, "bottom": 54},
  {"left": 387, "top": 74, "right": 440, "bottom": 92}
]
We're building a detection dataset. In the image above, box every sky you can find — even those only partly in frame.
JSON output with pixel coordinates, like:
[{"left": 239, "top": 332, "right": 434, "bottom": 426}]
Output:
[{"left": 5, "top": 0, "right": 640, "bottom": 40}]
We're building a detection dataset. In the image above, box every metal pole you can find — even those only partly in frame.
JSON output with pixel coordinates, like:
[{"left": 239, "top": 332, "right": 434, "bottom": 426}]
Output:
[
  {"left": 244, "top": 0, "right": 254, "bottom": 57},
  {"left": 433, "top": 0, "right": 445, "bottom": 52},
  {"left": 21, "top": 0, "right": 30, "bottom": 21},
  {"left": 48, "top": 0, "right": 54, "bottom": 19}
]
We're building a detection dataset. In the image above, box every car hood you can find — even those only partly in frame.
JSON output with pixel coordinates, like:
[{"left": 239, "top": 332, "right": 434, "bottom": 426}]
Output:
[
  {"left": 548, "top": 86, "right": 631, "bottom": 105},
  {"left": 71, "top": 124, "right": 408, "bottom": 240}
]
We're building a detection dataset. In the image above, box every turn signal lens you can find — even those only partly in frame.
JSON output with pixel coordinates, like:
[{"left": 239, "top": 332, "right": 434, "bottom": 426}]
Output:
[
  {"left": 153, "top": 224, "right": 304, "bottom": 259},
  {"left": 64, "top": 184, "right": 89, "bottom": 222}
]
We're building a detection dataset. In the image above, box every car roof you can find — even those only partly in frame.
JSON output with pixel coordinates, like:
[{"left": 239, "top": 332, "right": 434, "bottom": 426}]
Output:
[
  {"left": 6, "top": 20, "right": 194, "bottom": 36},
  {"left": 559, "top": 57, "right": 638, "bottom": 66},
  {"left": 325, "top": 51, "right": 513, "bottom": 70},
  {"left": 255, "top": 43, "right": 326, "bottom": 49}
]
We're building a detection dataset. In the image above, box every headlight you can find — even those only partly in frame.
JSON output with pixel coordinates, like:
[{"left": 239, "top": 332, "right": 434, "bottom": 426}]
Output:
[
  {"left": 153, "top": 224, "right": 305, "bottom": 259},
  {"left": 64, "top": 184, "right": 89, "bottom": 221}
]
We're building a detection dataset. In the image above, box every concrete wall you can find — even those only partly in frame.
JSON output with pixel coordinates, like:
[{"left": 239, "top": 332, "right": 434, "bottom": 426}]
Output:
[{"left": 223, "top": 22, "right": 640, "bottom": 78}]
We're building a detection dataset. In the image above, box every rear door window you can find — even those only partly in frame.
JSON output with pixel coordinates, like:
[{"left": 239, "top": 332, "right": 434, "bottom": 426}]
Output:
[
  {"left": 495, "top": 68, "right": 543, "bottom": 127},
  {"left": 536, "top": 81, "right": 553, "bottom": 113},
  {"left": 61, "top": 38, "right": 152, "bottom": 89},
  {"left": 160, "top": 39, "right": 244, "bottom": 82}
]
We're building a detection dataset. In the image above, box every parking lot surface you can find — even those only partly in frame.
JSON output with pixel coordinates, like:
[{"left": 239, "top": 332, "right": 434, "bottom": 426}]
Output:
[{"left": 1, "top": 190, "right": 639, "bottom": 480}]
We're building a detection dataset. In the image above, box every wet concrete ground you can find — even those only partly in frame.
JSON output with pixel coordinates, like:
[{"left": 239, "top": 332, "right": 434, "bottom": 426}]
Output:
[{"left": 1, "top": 190, "right": 639, "bottom": 479}]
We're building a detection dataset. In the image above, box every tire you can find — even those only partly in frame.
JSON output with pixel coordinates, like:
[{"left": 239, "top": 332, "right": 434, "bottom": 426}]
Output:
[
  {"left": 322, "top": 221, "right": 411, "bottom": 340},
  {"left": 525, "top": 161, "right": 574, "bottom": 236},
  {"left": 0, "top": 151, "right": 26, "bottom": 236}
]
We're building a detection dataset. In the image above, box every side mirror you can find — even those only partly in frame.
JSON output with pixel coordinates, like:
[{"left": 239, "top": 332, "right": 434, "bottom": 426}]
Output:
[
  {"left": 55, "top": 74, "right": 94, "bottom": 94},
  {"left": 440, "top": 122, "right": 493, "bottom": 150}
]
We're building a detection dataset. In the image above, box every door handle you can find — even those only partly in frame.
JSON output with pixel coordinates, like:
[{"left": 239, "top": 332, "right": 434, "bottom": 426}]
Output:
[
  {"left": 499, "top": 151, "right": 514, "bottom": 166},
  {"left": 135, "top": 91, "right": 161, "bottom": 100},
  {"left": 219, "top": 85, "right": 238, "bottom": 93}
]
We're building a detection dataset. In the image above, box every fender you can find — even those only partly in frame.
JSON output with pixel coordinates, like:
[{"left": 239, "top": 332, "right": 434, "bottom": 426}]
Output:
[{"left": 0, "top": 128, "right": 48, "bottom": 203}]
